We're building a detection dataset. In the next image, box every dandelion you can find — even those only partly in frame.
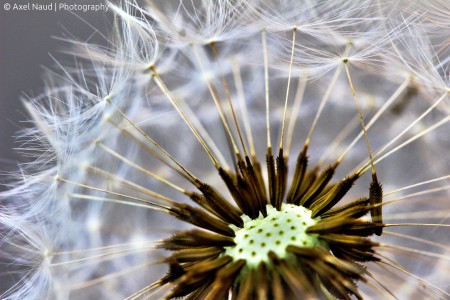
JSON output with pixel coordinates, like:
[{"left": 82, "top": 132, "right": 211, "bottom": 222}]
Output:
[{"left": 1, "top": 0, "right": 450, "bottom": 299}]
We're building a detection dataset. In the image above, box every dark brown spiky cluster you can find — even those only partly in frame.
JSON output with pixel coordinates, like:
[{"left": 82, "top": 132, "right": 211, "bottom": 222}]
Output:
[{"left": 149, "top": 142, "right": 384, "bottom": 299}]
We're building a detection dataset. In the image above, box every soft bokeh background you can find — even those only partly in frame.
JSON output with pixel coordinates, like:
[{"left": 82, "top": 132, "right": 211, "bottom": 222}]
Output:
[
  {"left": 0, "top": 0, "right": 111, "bottom": 187},
  {"left": 0, "top": 0, "right": 111, "bottom": 293}
]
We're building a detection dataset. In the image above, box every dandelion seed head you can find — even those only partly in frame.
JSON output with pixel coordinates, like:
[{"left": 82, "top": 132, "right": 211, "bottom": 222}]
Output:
[
  {"left": 225, "top": 204, "right": 321, "bottom": 267},
  {"left": 1, "top": 0, "right": 450, "bottom": 299}
]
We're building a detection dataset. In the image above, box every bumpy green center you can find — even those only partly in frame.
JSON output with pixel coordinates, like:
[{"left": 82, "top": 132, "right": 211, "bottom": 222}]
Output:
[{"left": 225, "top": 204, "right": 321, "bottom": 268}]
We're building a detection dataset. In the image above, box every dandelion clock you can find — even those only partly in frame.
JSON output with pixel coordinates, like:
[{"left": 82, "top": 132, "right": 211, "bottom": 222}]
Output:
[{"left": 1, "top": 1, "right": 450, "bottom": 299}]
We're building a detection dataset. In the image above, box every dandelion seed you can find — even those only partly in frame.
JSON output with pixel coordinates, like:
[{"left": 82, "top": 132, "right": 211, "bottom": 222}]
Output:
[{"left": 1, "top": 1, "right": 450, "bottom": 299}]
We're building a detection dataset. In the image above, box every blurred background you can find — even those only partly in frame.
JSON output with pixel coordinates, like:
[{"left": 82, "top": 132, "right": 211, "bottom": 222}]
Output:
[
  {"left": 0, "top": 1, "right": 113, "bottom": 293},
  {"left": 0, "top": 0, "right": 111, "bottom": 187}
]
